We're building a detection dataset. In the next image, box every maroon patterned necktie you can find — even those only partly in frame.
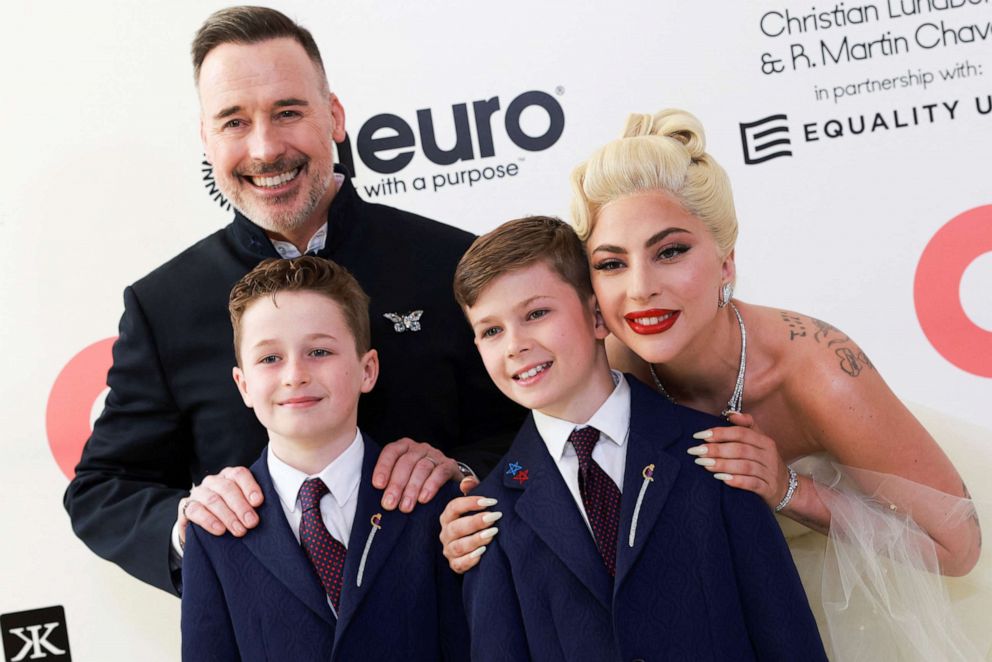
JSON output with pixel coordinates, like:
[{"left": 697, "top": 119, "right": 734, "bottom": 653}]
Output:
[
  {"left": 568, "top": 426, "right": 621, "bottom": 576},
  {"left": 298, "top": 478, "right": 348, "bottom": 611}
]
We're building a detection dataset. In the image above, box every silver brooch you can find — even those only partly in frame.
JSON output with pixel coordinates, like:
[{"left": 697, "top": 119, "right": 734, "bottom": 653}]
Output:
[{"left": 383, "top": 310, "right": 423, "bottom": 333}]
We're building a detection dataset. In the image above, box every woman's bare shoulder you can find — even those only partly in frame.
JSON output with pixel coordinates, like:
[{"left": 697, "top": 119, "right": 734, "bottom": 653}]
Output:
[{"left": 745, "top": 304, "right": 877, "bottom": 382}]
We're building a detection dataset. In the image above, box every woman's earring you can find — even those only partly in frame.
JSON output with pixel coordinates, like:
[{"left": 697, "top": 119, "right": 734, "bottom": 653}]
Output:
[{"left": 718, "top": 282, "right": 734, "bottom": 308}]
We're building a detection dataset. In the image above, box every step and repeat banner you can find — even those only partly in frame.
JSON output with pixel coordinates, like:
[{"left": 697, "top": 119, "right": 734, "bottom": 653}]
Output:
[{"left": 2, "top": 0, "right": 989, "bottom": 659}]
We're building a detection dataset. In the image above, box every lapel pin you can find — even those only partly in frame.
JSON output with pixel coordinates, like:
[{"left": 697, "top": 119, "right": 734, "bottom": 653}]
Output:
[
  {"left": 505, "top": 461, "right": 522, "bottom": 477},
  {"left": 383, "top": 310, "right": 423, "bottom": 333},
  {"left": 629, "top": 464, "right": 656, "bottom": 548},
  {"left": 512, "top": 469, "right": 529, "bottom": 485},
  {"left": 357, "top": 512, "right": 383, "bottom": 587}
]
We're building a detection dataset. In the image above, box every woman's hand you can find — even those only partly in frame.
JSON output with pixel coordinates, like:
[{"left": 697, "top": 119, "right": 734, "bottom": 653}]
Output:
[
  {"left": 688, "top": 412, "right": 792, "bottom": 510},
  {"left": 439, "top": 492, "right": 502, "bottom": 574}
]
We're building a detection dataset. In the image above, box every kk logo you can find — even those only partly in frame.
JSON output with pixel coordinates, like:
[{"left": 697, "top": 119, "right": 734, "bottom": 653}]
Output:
[
  {"left": 1, "top": 607, "right": 71, "bottom": 661},
  {"left": 739, "top": 114, "right": 793, "bottom": 165}
]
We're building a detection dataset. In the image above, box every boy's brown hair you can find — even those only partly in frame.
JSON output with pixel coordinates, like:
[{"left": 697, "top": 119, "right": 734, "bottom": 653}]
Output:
[
  {"left": 453, "top": 215, "right": 594, "bottom": 309},
  {"left": 229, "top": 257, "right": 370, "bottom": 364}
]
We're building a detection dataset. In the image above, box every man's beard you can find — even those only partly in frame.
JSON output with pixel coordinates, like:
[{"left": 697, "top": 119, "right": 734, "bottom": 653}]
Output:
[{"left": 220, "top": 156, "right": 335, "bottom": 235}]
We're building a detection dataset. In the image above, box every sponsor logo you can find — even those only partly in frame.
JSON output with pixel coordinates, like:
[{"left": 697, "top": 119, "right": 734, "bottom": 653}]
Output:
[
  {"left": 1, "top": 607, "right": 71, "bottom": 662},
  {"left": 739, "top": 114, "right": 793, "bottom": 164},
  {"left": 336, "top": 89, "right": 565, "bottom": 176},
  {"left": 740, "top": 94, "right": 990, "bottom": 164}
]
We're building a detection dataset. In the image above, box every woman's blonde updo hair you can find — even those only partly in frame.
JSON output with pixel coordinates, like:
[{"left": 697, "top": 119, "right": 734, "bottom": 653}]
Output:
[{"left": 570, "top": 109, "right": 738, "bottom": 256}]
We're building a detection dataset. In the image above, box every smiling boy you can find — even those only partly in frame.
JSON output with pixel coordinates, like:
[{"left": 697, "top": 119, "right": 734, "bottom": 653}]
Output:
[
  {"left": 454, "top": 216, "right": 825, "bottom": 661},
  {"left": 180, "top": 256, "right": 467, "bottom": 661}
]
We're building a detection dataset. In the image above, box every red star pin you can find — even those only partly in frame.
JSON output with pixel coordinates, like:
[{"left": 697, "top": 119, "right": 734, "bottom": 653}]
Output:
[{"left": 513, "top": 469, "right": 529, "bottom": 484}]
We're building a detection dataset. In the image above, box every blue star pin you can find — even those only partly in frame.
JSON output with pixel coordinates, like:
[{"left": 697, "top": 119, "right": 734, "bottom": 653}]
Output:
[{"left": 505, "top": 461, "right": 522, "bottom": 476}]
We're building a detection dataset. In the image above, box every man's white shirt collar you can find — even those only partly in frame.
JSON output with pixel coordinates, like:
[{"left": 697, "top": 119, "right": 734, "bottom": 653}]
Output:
[{"left": 269, "top": 173, "right": 344, "bottom": 258}]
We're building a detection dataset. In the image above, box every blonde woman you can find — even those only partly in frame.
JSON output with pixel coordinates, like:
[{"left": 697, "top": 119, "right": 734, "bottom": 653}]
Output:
[{"left": 442, "top": 109, "right": 987, "bottom": 660}]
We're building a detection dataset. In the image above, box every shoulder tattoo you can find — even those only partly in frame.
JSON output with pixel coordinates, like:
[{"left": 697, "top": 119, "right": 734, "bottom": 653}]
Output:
[
  {"left": 779, "top": 312, "right": 876, "bottom": 377},
  {"left": 779, "top": 311, "right": 808, "bottom": 341}
]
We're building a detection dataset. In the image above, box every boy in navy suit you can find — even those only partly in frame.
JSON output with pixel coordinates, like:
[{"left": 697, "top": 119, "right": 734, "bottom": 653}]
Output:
[
  {"left": 181, "top": 256, "right": 468, "bottom": 661},
  {"left": 452, "top": 216, "right": 826, "bottom": 661}
]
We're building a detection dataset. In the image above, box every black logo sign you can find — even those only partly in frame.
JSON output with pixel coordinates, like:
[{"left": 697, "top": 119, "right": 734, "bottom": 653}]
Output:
[
  {"left": 739, "top": 114, "right": 793, "bottom": 165},
  {"left": 1, "top": 607, "right": 71, "bottom": 661},
  {"left": 338, "top": 90, "right": 565, "bottom": 175}
]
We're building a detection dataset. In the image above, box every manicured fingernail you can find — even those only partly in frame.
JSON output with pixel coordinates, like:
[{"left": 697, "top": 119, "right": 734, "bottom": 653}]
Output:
[
  {"left": 480, "top": 527, "right": 499, "bottom": 539},
  {"left": 249, "top": 492, "right": 262, "bottom": 505},
  {"left": 693, "top": 430, "right": 713, "bottom": 440},
  {"left": 714, "top": 473, "right": 734, "bottom": 481},
  {"left": 477, "top": 497, "right": 498, "bottom": 507},
  {"left": 373, "top": 473, "right": 386, "bottom": 488},
  {"left": 687, "top": 445, "right": 708, "bottom": 456},
  {"left": 401, "top": 497, "right": 414, "bottom": 511},
  {"left": 243, "top": 512, "right": 258, "bottom": 526},
  {"left": 211, "top": 522, "right": 224, "bottom": 534},
  {"left": 232, "top": 522, "right": 246, "bottom": 536},
  {"left": 469, "top": 545, "right": 487, "bottom": 558},
  {"left": 482, "top": 511, "right": 503, "bottom": 524},
  {"left": 383, "top": 493, "right": 397, "bottom": 509},
  {"left": 694, "top": 458, "right": 716, "bottom": 467}
]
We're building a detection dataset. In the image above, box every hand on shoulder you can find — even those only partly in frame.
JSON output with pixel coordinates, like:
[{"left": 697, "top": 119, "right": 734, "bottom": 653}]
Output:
[
  {"left": 372, "top": 438, "right": 464, "bottom": 513},
  {"left": 179, "top": 466, "right": 263, "bottom": 546}
]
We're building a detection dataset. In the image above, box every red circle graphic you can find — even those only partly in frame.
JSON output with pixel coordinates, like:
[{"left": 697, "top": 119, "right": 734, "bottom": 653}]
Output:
[
  {"left": 46, "top": 337, "right": 117, "bottom": 479},
  {"left": 914, "top": 206, "right": 992, "bottom": 378}
]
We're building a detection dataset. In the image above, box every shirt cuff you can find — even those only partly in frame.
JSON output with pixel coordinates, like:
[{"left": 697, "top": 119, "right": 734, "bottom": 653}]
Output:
[{"left": 171, "top": 520, "right": 185, "bottom": 561}]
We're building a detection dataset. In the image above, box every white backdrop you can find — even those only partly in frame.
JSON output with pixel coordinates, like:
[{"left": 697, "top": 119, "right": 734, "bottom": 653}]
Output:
[{"left": 2, "top": 1, "right": 990, "bottom": 658}]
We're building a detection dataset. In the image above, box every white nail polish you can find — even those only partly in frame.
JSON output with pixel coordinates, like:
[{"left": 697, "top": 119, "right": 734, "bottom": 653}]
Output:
[
  {"left": 480, "top": 527, "right": 499, "bottom": 539},
  {"left": 476, "top": 497, "right": 498, "bottom": 507},
  {"left": 482, "top": 511, "right": 503, "bottom": 524},
  {"left": 687, "top": 445, "right": 708, "bottom": 456},
  {"left": 714, "top": 473, "right": 733, "bottom": 481},
  {"left": 694, "top": 458, "right": 716, "bottom": 467},
  {"left": 469, "top": 545, "right": 487, "bottom": 558},
  {"left": 693, "top": 430, "right": 713, "bottom": 440}
]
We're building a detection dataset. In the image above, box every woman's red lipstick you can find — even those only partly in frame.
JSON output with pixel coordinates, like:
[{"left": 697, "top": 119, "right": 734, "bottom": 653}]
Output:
[{"left": 624, "top": 309, "right": 679, "bottom": 335}]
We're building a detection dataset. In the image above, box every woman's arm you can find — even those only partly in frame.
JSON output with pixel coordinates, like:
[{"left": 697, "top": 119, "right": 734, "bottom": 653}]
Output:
[
  {"left": 789, "top": 326, "right": 980, "bottom": 576},
  {"left": 693, "top": 316, "right": 980, "bottom": 576}
]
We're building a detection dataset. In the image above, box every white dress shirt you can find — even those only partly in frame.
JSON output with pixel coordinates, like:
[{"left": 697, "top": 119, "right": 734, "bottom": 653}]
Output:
[
  {"left": 532, "top": 371, "right": 631, "bottom": 534},
  {"left": 266, "top": 429, "right": 364, "bottom": 547}
]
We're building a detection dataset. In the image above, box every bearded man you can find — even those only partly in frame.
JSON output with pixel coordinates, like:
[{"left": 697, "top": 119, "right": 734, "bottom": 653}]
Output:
[{"left": 64, "top": 6, "right": 521, "bottom": 594}]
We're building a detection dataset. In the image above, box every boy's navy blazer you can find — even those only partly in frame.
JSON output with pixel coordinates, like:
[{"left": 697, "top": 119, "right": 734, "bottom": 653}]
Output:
[
  {"left": 464, "top": 376, "right": 826, "bottom": 662},
  {"left": 181, "top": 438, "right": 469, "bottom": 662}
]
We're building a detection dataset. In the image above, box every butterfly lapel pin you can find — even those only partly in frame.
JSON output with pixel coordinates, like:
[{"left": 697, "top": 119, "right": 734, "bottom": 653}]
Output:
[{"left": 383, "top": 310, "right": 423, "bottom": 333}]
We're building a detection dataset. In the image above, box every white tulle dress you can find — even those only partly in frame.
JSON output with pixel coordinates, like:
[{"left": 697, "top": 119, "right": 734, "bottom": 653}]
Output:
[{"left": 780, "top": 405, "right": 992, "bottom": 661}]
